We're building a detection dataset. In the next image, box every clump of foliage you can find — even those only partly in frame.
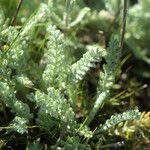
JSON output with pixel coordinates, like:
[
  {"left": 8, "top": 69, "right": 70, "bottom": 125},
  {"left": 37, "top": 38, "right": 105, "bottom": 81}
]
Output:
[
  {"left": 126, "top": 0, "right": 150, "bottom": 78},
  {"left": 0, "top": 0, "right": 149, "bottom": 149}
]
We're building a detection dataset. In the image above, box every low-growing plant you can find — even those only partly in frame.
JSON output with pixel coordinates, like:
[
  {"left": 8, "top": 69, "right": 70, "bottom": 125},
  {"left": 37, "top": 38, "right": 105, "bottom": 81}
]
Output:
[{"left": 0, "top": 0, "right": 149, "bottom": 149}]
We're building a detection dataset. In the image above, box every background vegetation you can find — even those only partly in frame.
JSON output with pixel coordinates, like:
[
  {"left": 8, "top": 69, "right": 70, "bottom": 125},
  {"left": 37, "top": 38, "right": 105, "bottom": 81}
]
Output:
[{"left": 0, "top": 0, "right": 149, "bottom": 149}]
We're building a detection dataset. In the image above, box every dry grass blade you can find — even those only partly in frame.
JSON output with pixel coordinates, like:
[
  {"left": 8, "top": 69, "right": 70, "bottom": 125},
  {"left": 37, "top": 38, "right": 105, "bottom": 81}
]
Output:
[{"left": 11, "top": 0, "right": 24, "bottom": 25}]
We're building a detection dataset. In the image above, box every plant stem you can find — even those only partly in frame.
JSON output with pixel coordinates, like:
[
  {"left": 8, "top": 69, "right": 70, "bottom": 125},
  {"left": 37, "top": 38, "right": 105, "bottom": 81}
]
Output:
[
  {"left": 63, "top": 0, "right": 71, "bottom": 27},
  {"left": 11, "top": 0, "right": 24, "bottom": 25},
  {"left": 100, "top": 141, "right": 125, "bottom": 149},
  {"left": 120, "top": 0, "right": 128, "bottom": 49}
]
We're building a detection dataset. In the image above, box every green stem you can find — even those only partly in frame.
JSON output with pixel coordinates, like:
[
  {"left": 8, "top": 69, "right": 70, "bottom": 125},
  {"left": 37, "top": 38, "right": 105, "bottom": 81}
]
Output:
[{"left": 64, "top": 0, "right": 71, "bottom": 27}]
